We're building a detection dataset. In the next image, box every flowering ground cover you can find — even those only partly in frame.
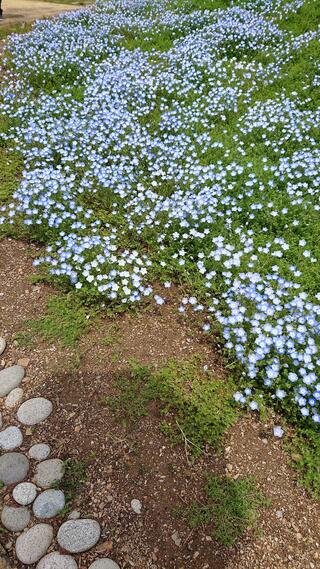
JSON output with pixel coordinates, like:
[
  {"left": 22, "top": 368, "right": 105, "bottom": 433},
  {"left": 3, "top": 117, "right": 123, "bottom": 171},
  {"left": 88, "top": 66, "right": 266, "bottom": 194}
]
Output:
[{"left": 1, "top": 0, "right": 320, "bottom": 434}]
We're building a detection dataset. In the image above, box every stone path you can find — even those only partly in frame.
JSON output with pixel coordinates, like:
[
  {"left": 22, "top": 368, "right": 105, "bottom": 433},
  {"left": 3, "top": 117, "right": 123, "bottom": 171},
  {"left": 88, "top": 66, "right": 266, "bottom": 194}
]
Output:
[{"left": 0, "top": 337, "right": 120, "bottom": 569}]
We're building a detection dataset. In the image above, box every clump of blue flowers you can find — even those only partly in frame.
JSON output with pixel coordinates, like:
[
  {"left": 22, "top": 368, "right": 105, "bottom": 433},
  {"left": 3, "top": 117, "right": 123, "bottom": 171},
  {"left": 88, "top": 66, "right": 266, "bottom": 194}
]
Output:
[{"left": 1, "top": 0, "right": 320, "bottom": 426}]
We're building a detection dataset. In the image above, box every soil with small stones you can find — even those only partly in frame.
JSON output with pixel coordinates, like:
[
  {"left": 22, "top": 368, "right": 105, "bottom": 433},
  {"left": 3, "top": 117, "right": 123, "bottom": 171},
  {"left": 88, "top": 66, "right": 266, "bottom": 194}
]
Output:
[{"left": 1, "top": 238, "right": 320, "bottom": 569}]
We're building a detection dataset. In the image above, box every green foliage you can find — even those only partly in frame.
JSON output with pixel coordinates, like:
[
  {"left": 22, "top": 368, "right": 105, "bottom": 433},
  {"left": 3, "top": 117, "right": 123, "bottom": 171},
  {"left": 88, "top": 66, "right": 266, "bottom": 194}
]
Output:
[
  {"left": 288, "top": 428, "right": 320, "bottom": 498},
  {"left": 27, "top": 294, "right": 91, "bottom": 347},
  {"left": 103, "top": 359, "right": 238, "bottom": 452},
  {"left": 101, "top": 361, "right": 151, "bottom": 426},
  {"left": 175, "top": 475, "right": 268, "bottom": 546},
  {"left": 52, "top": 458, "right": 86, "bottom": 505}
]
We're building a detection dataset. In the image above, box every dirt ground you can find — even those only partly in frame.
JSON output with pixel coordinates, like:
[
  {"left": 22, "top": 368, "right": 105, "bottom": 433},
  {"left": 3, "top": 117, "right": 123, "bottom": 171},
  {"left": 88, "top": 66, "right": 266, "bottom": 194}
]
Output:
[
  {"left": 0, "top": 0, "right": 81, "bottom": 25},
  {"left": 1, "top": 238, "right": 320, "bottom": 569}
]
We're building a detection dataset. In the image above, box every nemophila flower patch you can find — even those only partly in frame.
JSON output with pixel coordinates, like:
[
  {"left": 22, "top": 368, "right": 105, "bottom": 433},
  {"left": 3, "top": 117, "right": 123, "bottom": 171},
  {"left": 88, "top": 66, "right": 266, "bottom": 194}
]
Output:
[{"left": 1, "top": 0, "right": 320, "bottom": 426}]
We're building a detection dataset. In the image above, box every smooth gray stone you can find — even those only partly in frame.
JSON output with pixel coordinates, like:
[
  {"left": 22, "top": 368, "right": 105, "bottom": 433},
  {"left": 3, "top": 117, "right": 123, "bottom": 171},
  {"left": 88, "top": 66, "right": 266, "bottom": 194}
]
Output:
[
  {"left": 0, "top": 365, "right": 25, "bottom": 397},
  {"left": 0, "top": 452, "right": 29, "bottom": 485},
  {"left": 1, "top": 505, "right": 30, "bottom": 532},
  {"left": 36, "top": 552, "right": 78, "bottom": 569},
  {"left": 5, "top": 387, "right": 24, "bottom": 409},
  {"left": 28, "top": 443, "right": 50, "bottom": 461},
  {"left": 0, "top": 426, "right": 23, "bottom": 450},
  {"left": 17, "top": 397, "right": 53, "bottom": 426},
  {"left": 33, "top": 489, "right": 65, "bottom": 519},
  {"left": 57, "top": 519, "right": 101, "bottom": 553},
  {"left": 15, "top": 524, "right": 53, "bottom": 564},
  {"left": 0, "top": 337, "right": 6, "bottom": 356},
  {"left": 89, "top": 560, "right": 120, "bottom": 569},
  {"left": 34, "top": 459, "right": 64, "bottom": 488},
  {"left": 13, "top": 482, "right": 37, "bottom": 505}
]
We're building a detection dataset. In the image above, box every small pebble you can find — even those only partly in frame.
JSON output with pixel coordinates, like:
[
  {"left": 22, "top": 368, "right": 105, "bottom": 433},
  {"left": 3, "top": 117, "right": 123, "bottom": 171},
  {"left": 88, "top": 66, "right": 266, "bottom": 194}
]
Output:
[
  {"left": 57, "top": 519, "right": 101, "bottom": 553},
  {"left": 0, "top": 452, "right": 29, "bottom": 485},
  {"left": 35, "top": 459, "right": 64, "bottom": 488},
  {"left": 33, "top": 489, "right": 65, "bottom": 519},
  {"left": 36, "top": 552, "right": 78, "bottom": 569},
  {"left": 0, "top": 426, "right": 23, "bottom": 450},
  {"left": 29, "top": 443, "right": 50, "bottom": 461},
  {"left": 131, "top": 499, "right": 142, "bottom": 514},
  {"left": 0, "top": 365, "right": 25, "bottom": 397},
  {"left": 89, "top": 560, "right": 120, "bottom": 569},
  {"left": 13, "top": 482, "right": 37, "bottom": 505},
  {"left": 68, "top": 510, "right": 81, "bottom": 520},
  {"left": 15, "top": 524, "right": 53, "bottom": 564},
  {"left": 16, "top": 358, "right": 30, "bottom": 368},
  {"left": 0, "top": 338, "right": 6, "bottom": 356},
  {"left": 5, "top": 388, "right": 24, "bottom": 409},
  {"left": 17, "top": 397, "right": 53, "bottom": 426},
  {"left": 1, "top": 506, "right": 30, "bottom": 532}
]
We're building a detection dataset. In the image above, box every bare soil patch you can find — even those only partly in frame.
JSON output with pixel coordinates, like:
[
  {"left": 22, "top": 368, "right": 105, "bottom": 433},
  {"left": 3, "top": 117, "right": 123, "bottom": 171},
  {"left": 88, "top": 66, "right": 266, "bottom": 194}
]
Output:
[
  {"left": 1, "top": 238, "right": 320, "bottom": 569},
  {"left": 0, "top": 0, "right": 80, "bottom": 26}
]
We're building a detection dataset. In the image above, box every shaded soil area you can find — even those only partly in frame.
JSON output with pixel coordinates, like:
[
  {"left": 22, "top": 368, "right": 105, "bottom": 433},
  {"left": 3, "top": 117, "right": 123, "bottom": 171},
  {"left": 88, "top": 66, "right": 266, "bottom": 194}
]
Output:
[{"left": 1, "top": 238, "right": 320, "bottom": 569}]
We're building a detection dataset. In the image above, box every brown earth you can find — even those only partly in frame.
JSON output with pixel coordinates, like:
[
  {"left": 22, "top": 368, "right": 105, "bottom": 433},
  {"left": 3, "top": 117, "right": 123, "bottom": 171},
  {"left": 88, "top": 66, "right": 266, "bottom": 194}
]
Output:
[
  {"left": 0, "top": 0, "right": 82, "bottom": 26},
  {"left": 1, "top": 238, "right": 320, "bottom": 569}
]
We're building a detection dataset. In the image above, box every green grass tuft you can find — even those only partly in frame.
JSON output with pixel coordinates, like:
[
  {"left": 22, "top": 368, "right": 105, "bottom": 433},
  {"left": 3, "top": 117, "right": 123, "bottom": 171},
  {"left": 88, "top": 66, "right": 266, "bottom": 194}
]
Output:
[
  {"left": 102, "top": 358, "right": 238, "bottom": 453},
  {"left": 27, "top": 294, "right": 91, "bottom": 347},
  {"left": 288, "top": 428, "right": 320, "bottom": 498},
  {"left": 174, "top": 474, "right": 268, "bottom": 546}
]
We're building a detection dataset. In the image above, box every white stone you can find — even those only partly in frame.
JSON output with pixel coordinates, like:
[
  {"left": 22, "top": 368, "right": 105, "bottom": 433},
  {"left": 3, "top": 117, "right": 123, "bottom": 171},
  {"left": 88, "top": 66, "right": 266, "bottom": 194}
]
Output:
[
  {"left": 68, "top": 510, "right": 81, "bottom": 520},
  {"left": 36, "top": 552, "right": 78, "bottom": 569},
  {"left": 5, "top": 388, "right": 24, "bottom": 409},
  {"left": 0, "top": 452, "right": 29, "bottom": 485},
  {"left": 0, "top": 338, "right": 6, "bottom": 356},
  {"left": 0, "top": 413, "right": 2, "bottom": 428},
  {"left": 33, "top": 489, "right": 65, "bottom": 519},
  {"left": 29, "top": 443, "right": 51, "bottom": 461},
  {"left": 0, "top": 365, "right": 25, "bottom": 397},
  {"left": 15, "top": 524, "right": 53, "bottom": 564},
  {"left": 13, "top": 482, "right": 37, "bottom": 506},
  {"left": 1, "top": 506, "right": 30, "bottom": 532},
  {"left": 35, "top": 459, "right": 64, "bottom": 488},
  {"left": 89, "top": 560, "right": 120, "bottom": 569},
  {"left": 17, "top": 397, "right": 53, "bottom": 426},
  {"left": 131, "top": 499, "right": 142, "bottom": 514},
  {"left": 0, "top": 426, "right": 23, "bottom": 450},
  {"left": 57, "top": 519, "right": 101, "bottom": 553}
]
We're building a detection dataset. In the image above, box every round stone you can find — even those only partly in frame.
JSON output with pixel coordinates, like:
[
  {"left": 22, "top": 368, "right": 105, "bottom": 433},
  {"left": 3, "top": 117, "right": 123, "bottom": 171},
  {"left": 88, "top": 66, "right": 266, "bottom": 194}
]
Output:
[
  {"left": 0, "top": 366, "right": 25, "bottom": 397},
  {"left": 131, "top": 499, "right": 142, "bottom": 514},
  {"left": 36, "top": 552, "right": 78, "bottom": 569},
  {"left": 0, "top": 426, "right": 23, "bottom": 450},
  {"left": 13, "top": 482, "right": 37, "bottom": 506},
  {"left": 1, "top": 505, "right": 30, "bottom": 532},
  {"left": 5, "top": 388, "right": 24, "bottom": 409},
  {"left": 89, "top": 561, "right": 120, "bottom": 569},
  {"left": 15, "top": 523, "right": 53, "bottom": 564},
  {"left": 57, "top": 519, "right": 101, "bottom": 553},
  {"left": 33, "top": 489, "right": 65, "bottom": 519},
  {"left": 0, "top": 452, "right": 29, "bottom": 485},
  {"left": 29, "top": 443, "right": 51, "bottom": 461},
  {"left": 17, "top": 398, "right": 53, "bottom": 426},
  {"left": 0, "top": 337, "right": 6, "bottom": 356},
  {"left": 35, "top": 459, "right": 64, "bottom": 488}
]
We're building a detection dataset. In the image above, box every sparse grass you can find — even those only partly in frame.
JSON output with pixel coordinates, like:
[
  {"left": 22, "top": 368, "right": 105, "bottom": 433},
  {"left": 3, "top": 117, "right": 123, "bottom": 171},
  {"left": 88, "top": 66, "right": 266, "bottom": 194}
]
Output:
[
  {"left": 13, "top": 330, "right": 35, "bottom": 349},
  {"left": 27, "top": 294, "right": 91, "bottom": 347},
  {"left": 52, "top": 458, "right": 87, "bottom": 506},
  {"left": 102, "top": 359, "right": 238, "bottom": 453},
  {"left": 174, "top": 474, "right": 268, "bottom": 546},
  {"left": 0, "top": 21, "right": 33, "bottom": 41},
  {"left": 288, "top": 428, "right": 320, "bottom": 499}
]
